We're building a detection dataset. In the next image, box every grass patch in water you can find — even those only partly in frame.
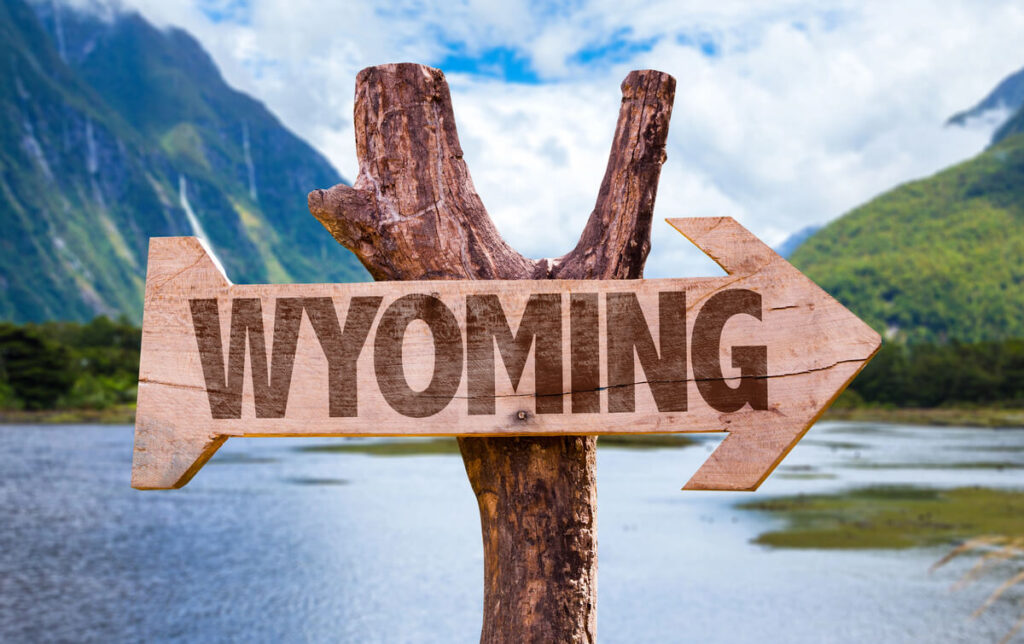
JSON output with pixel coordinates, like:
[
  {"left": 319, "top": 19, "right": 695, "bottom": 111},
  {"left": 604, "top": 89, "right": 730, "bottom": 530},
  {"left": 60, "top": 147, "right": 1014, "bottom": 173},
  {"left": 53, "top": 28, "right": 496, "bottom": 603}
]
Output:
[
  {"left": 953, "top": 444, "right": 1024, "bottom": 453},
  {"left": 285, "top": 477, "right": 350, "bottom": 486},
  {"left": 844, "top": 461, "right": 1024, "bottom": 471},
  {"left": 598, "top": 434, "right": 695, "bottom": 449},
  {"left": 298, "top": 438, "right": 461, "bottom": 456},
  {"left": 776, "top": 465, "right": 836, "bottom": 480},
  {"left": 798, "top": 439, "right": 867, "bottom": 450},
  {"left": 739, "top": 486, "right": 1024, "bottom": 549},
  {"left": 208, "top": 453, "right": 279, "bottom": 465}
]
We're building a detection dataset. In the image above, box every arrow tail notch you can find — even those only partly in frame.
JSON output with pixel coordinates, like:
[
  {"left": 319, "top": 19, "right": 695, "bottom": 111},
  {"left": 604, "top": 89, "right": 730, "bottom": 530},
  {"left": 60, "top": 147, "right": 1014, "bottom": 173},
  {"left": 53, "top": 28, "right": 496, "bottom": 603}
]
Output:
[
  {"left": 132, "top": 237, "right": 233, "bottom": 489},
  {"left": 132, "top": 420, "right": 227, "bottom": 490}
]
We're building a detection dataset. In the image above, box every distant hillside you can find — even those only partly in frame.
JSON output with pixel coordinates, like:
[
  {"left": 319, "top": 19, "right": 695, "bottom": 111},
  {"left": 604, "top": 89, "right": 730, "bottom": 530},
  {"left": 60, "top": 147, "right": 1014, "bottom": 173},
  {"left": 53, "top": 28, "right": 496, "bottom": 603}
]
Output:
[
  {"left": 774, "top": 225, "right": 820, "bottom": 259},
  {"left": 947, "top": 65, "right": 1024, "bottom": 129},
  {"left": 0, "top": 0, "right": 367, "bottom": 323},
  {"left": 790, "top": 129, "right": 1024, "bottom": 344}
]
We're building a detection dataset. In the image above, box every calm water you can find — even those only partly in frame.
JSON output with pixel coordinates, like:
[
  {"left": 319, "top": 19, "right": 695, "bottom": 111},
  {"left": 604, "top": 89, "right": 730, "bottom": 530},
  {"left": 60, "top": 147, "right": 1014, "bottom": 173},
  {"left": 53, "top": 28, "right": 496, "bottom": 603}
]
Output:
[{"left": 1, "top": 422, "right": 1023, "bottom": 643}]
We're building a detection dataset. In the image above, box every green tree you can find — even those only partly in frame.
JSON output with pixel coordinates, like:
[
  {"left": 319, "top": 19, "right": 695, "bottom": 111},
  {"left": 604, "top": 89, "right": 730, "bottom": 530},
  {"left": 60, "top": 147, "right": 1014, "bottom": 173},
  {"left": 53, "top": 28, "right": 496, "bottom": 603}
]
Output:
[{"left": 0, "top": 323, "right": 75, "bottom": 409}]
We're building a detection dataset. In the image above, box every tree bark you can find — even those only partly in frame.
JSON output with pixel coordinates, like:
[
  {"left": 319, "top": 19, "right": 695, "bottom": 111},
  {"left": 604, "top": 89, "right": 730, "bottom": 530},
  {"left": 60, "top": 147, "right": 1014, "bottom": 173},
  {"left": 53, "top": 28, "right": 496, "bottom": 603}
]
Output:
[{"left": 309, "top": 63, "right": 675, "bottom": 643}]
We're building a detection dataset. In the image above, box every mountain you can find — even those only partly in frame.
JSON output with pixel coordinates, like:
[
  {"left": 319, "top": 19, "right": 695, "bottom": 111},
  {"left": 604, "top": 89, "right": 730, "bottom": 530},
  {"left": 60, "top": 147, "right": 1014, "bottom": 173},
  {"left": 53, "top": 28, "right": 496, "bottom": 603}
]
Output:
[
  {"left": 947, "top": 65, "right": 1024, "bottom": 130},
  {"left": 790, "top": 126, "right": 1024, "bottom": 344},
  {"left": 992, "top": 102, "right": 1024, "bottom": 146},
  {"left": 773, "top": 225, "right": 820, "bottom": 259},
  {"left": 0, "top": 0, "right": 367, "bottom": 323}
]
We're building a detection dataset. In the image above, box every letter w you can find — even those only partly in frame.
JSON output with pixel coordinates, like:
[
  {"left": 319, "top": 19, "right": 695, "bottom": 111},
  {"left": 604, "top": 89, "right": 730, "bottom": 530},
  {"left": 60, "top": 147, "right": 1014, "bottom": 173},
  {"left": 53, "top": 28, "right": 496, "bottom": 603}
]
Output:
[{"left": 189, "top": 298, "right": 302, "bottom": 419}]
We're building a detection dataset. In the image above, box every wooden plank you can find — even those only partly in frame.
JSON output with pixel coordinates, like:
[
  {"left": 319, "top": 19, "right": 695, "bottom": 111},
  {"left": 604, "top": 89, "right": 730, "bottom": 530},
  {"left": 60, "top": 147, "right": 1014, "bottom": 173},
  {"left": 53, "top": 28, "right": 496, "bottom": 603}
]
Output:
[{"left": 132, "top": 216, "right": 880, "bottom": 491}]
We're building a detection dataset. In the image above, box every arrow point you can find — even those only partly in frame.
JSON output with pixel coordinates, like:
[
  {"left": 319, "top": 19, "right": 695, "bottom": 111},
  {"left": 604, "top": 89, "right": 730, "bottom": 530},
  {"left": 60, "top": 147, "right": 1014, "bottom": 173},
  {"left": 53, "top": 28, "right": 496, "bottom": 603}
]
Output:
[{"left": 681, "top": 352, "right": 874, "bottom": 492}]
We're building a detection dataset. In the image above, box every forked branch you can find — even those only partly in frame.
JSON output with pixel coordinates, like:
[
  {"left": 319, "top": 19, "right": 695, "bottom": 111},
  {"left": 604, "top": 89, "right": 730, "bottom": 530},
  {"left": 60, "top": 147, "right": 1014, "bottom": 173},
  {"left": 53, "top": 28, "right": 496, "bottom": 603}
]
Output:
[
  {"left": 308, "top": 63, "right": 674, "bottom": 282},
  {"left": 308, "top": 62, "right": 675, "bottom": 644}
]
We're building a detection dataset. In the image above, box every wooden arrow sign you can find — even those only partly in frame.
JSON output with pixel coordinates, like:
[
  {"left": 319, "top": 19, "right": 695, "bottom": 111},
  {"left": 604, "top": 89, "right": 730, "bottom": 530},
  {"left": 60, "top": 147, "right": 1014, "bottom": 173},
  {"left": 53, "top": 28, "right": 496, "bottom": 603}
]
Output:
[{"left": 132, "top": 216, "right": 880, "bottom": 491}]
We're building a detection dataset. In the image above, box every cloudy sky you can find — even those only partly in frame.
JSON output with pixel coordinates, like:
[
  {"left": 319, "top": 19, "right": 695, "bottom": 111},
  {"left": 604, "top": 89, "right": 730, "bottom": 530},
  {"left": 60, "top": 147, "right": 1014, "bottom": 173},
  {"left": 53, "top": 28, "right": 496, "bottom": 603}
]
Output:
[{"left": 84, "top": 0, "right": 1024, "bottom": 277}]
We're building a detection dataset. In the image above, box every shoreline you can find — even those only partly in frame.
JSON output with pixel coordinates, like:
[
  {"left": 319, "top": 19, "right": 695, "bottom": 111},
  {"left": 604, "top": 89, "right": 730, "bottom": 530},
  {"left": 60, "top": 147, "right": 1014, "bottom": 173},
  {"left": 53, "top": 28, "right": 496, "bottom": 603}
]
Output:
[
  {"left": 0, "top": 405, "right": 136, "bottom": 425},
  {"left": 2, "top": 405, "right": 1022, "bottom": 428},
  {"left": 823, "top": 406, "right": 1024, "bottom": 428}
]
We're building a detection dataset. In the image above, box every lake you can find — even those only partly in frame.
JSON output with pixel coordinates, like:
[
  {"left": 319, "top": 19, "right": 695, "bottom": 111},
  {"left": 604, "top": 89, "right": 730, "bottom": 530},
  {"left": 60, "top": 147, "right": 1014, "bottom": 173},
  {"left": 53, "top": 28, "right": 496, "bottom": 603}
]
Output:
[{"left": 1, "top": 422, "right": 1023, "bottom": 643}]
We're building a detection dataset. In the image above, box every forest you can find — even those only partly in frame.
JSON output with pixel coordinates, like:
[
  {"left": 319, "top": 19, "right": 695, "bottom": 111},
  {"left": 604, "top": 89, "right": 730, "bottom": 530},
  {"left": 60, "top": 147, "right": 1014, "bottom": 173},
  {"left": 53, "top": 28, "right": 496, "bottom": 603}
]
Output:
[
  {"left": 840, "top": 338, "right": 1024, "bottom": 408},
  {"left": 0, "top": 316, "right": 140, "bottom": 411}
]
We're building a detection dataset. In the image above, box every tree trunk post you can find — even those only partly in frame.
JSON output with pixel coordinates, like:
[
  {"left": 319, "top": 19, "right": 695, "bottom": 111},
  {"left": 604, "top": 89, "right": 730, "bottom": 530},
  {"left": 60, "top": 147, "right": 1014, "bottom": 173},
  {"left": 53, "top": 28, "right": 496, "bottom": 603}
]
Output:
[{"left": 309, "top": 63, "right": 675, "bottom": 643}]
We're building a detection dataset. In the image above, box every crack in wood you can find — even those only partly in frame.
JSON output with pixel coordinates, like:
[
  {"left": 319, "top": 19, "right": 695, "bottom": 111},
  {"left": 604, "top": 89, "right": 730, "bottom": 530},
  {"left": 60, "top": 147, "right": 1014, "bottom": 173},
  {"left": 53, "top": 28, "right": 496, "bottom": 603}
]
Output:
[{"left": 141, "top": 357, "right": 867, "bottom": 401}]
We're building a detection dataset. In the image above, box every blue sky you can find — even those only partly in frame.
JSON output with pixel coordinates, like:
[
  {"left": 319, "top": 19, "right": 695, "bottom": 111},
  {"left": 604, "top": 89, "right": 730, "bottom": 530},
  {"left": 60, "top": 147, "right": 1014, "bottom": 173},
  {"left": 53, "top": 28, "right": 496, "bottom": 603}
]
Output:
[
  {"left": 439, "top": 45, "right": 542, "bottom": 83},
  {"left": 197, "top": 0, "right": 716, "bottom": 84},
  {"left": 76, "top": 0, "right": 1024, "bottom": 277}
]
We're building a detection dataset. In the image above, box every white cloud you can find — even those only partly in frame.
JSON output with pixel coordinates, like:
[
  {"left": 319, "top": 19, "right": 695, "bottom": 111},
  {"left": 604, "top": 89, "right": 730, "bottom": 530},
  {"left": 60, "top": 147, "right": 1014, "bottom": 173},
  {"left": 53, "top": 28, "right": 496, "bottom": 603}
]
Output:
[{"left": 87, "top": 0, "right": 1024, "bottom": 277}]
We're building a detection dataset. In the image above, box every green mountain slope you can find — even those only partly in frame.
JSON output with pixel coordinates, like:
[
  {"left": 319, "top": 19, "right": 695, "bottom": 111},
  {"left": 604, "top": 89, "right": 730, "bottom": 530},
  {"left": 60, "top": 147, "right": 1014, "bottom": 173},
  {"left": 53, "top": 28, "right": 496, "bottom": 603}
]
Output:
[
  {"left": 0, "top": 0, "right": 367, "bottom": 323},
  {"left": 790, "top": 130, "right": 1024, "bottom": 344}
]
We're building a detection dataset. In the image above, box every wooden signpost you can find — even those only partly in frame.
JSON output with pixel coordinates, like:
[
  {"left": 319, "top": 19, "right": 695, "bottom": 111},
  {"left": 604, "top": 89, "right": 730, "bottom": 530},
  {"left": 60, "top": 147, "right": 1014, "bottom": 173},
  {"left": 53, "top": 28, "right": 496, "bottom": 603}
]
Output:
[
  {"left": 133, "top": 218, "right": 878, "bottom": 491},
  {"left": 132, "top": 64, "right": 880, "bottom": 642}
]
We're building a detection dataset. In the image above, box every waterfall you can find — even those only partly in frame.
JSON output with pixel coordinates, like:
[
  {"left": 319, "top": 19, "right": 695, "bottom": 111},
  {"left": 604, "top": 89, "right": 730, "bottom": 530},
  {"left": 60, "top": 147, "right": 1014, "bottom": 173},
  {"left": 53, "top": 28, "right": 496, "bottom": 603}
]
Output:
[
  {"left": 51, "top": 0, "right": 67, "bottom": 63},
  {"left": 178, "top": 174, "right": 227, "bottom": 275},
  {"left": 242, "top": 121, "right": 258, "bottom": 202},
  {"left": 85, "top": 118, "right": 98, "bottom": 175}
]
